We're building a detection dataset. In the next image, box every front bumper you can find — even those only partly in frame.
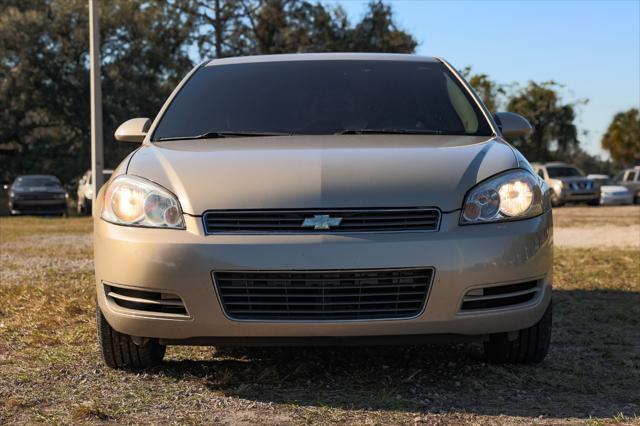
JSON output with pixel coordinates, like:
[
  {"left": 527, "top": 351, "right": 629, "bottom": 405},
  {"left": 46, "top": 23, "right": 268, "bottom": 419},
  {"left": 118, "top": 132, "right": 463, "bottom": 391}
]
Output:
[
  {"left": 559, "top": 190, "right": 599, "bottom": 202},
  {"left": 601, "top": 193, "right": 634, "bottom": 205},
  {"left": 9, "top": 199, "right": 67, "bottom": 215},
  {"left": 95, "top": 211, "right": 553, "bottom": 341}
]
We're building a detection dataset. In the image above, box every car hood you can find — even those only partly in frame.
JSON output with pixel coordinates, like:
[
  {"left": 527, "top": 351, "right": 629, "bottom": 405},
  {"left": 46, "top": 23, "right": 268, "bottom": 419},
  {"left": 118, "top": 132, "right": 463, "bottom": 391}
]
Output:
[{"left": 127, "top": 135, "right": 517, "bottom": 214}]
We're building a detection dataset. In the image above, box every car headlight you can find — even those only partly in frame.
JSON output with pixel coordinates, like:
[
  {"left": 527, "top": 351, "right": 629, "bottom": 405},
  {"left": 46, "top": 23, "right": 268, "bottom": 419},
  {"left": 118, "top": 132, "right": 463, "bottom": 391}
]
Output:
[
  {"left": 101, "top": 175, "right": 185, "bottom": 229},
  {"left": 460, "top": 169, "right": 544, "bottom": 224}
]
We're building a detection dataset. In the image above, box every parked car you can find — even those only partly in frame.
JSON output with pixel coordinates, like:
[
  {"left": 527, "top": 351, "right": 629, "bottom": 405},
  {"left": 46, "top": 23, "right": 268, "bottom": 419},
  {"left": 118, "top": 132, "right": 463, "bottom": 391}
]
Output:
[
  {"left": 94, "top": 53, "right": 553, "bottom": 370},
  {"left": 532, "top": 162, "right": 599, "bottom": 207},
  {"left": 76, "top": 169, "right": 114, "bottom": 215},
  {"left": 587, "top": 174, "right": 634, "bottom": 205},
  {"left": 614, "top": 166, "right": 640, "bottom": 204},
  {"left": 6, "top": 175, "right": 68, "bottom": 215}
]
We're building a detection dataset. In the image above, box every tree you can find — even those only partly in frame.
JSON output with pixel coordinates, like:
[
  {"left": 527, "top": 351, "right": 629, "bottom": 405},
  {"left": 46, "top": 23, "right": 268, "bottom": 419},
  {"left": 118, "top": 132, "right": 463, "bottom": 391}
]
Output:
[
  {"left": 0, "top": 0, "right": 196, "bottom": 183},
  {"left": 460, "top": 67, "right": 503, "bottom": 113},
  {"left": 0, "top": 0, "right": 416, "bottom": 184},
  {"left": 192, "top": 0, "right": 416, "bottom": 59},
  {"left": 347, "top": 1, "right": 416, "bottom": 53},
  {"left": 601, "top": 108, "right": 640, "bottom": 168},
  {"left": 506, "top": 81, "right": 585, "bottom": 162}
]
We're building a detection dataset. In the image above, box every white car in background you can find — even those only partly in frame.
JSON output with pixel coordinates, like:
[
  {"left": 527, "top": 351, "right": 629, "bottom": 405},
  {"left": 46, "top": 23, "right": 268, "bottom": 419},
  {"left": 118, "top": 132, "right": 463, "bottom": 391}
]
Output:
[
  {"left": 76, "top": 169, "right": 114, "bottom": 214},
  {"left": 615, "top": 166, "right": 640, "bottom": 204},
  {"left": 587, "top": 174, "right": 634, "bottom": 205}
]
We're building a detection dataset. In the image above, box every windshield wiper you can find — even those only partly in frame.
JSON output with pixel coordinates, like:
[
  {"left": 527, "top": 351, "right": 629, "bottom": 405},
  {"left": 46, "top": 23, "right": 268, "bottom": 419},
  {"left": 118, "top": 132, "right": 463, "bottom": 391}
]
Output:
[
  {"left": 155, "top": 131, "right": 290, "bottom": 141},
  {"left": 336, "top": 128, "right": 445, "bottom": 135}
]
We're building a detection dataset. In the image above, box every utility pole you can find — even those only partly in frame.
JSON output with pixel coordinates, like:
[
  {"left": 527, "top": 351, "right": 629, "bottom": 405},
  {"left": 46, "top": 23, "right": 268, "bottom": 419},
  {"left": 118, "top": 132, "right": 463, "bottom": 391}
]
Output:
[{"left": 89, "top": 0, "right": 104, "bottom": 203}]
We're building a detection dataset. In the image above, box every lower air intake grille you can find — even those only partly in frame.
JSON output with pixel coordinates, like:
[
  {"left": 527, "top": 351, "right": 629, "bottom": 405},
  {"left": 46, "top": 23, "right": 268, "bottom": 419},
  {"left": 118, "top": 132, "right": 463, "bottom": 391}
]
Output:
[
  {"left": 213, "top": 268, "right": 434, "bottom": 321},
  {"left": 460, "top": 280, "right": 539, "bottom": 311},
  {"left": 104, "top": 284, "right": 188, "bottom": 317}
]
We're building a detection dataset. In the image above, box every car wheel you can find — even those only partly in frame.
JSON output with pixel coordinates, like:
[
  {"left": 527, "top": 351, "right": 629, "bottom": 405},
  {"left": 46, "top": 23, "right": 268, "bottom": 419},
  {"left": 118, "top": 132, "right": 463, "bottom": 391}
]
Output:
[
  {"left": 587, "top": 199, "right": 599, "bottom": 206},
  {"left": 483, "top": 302, "right": 552, "bottom": 364},
  {"left": 550, "top": 191, "right": 564, "bottom": 208},
  {"left": 96, "top": 307, "right": 165, "bottom": 370}
]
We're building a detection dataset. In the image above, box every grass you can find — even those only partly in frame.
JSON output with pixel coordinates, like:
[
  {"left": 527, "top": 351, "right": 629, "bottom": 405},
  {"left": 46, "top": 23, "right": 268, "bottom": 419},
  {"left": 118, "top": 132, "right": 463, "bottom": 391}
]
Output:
[
  {"left": 1, "top": 216, "right": 639, "bottom": 424},
  {"left": 552, "top": 205, "right": 640, "bottom": 228}
]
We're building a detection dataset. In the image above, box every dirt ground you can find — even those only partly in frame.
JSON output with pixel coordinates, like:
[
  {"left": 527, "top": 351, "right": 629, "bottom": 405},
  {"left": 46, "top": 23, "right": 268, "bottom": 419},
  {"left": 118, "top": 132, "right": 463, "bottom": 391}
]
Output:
[
  {"left": 553, "top": 205, "right": 640, "bottom": 248},
  {"left": 1, "top": 209, "right": 639, "bottom": 424}
]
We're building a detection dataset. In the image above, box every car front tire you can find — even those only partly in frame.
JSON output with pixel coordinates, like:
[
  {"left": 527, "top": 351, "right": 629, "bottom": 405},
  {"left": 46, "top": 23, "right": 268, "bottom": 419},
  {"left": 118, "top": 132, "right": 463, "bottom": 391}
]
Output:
[
  {"left": 96, "top": 307, "right": 165, "bottom": 370},
  {"left": 483, "top": 302, "right": 552, "bottom": 364},
  {"left": 550, "top": 191, "right": 564, "bottom": 208}
]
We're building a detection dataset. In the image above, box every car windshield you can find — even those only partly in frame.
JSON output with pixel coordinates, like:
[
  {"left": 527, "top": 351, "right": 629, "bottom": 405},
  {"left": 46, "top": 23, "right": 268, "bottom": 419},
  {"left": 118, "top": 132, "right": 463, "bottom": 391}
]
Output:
[
  {"left": 546, "top": 166, "right": 583, "bottom": 178},
  {"left": 153, "top": 60, "right": 493, "bottom": 140},
  {"left": 14, "top": 176, "right": 61, "bottom": 189}
]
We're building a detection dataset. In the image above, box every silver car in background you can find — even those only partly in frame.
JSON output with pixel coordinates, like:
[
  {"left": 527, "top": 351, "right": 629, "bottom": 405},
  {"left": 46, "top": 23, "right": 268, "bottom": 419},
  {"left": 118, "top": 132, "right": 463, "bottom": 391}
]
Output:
[
  {"left": 533, "top": 162, "right": 599, "bottom": 206},
  {"left": 94, "top": 53, "right": 553, "bottom": 370},
  {"left": 587, "top": 174, "right": 634, "bottom": 205}
]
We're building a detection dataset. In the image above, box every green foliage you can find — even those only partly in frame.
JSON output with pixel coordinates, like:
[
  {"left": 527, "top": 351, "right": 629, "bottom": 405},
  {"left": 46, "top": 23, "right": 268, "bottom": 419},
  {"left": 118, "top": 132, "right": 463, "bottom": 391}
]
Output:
[
  {"left": 506, "top": 81, "right": 586, "bottom": 162},
  {"left": 193, "top": 0, "right": 416, "bottom": 58},
  {"left": 460, "top": 67, "right": 504, "bottom": 113},
  {"left": 0, "top": 0, "right": 416, "bottom": 184},
  {"left": 601, "top": 108, "right": 640, "bottom": 168},
  {"left": 0, "top": 0, "right": 196, "bottom": 183}
]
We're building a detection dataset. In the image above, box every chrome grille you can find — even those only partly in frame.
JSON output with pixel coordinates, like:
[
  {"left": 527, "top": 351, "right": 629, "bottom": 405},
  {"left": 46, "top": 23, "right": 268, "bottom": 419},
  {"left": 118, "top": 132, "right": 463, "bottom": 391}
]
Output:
[
  {"left": 213, "top": 268, "right": 434, "bottom": 321},
  {"left": 460, "top": 280, "right": 539, "bottom": 311},
  {"left": 104, "top": 284, "right": 188, "bottom": 317},
  {"left": 203, "top": 208, "right": 440, "bottom": 233}
]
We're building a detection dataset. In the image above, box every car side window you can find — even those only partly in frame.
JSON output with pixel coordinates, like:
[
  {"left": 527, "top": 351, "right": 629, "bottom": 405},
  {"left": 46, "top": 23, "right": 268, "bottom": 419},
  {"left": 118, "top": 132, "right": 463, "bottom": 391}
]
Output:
[{"left": 537, "top": 169, "right": 545, "bottom": 179}]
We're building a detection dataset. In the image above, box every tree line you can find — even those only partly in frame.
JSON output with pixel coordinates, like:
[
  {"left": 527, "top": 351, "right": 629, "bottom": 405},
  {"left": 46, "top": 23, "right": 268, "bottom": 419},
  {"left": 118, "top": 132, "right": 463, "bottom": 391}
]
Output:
[{"left": 1, "top": 0, "right": 637, "bottom": 184}]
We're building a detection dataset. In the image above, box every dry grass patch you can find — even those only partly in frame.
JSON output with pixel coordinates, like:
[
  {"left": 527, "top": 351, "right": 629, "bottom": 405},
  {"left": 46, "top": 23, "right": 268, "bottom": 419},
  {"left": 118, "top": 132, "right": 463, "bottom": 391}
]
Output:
[
  {"left": 552, "top": 205, "right": 640, "bottom": 228},
  {"left": 1, "top": 216, "right": 639, "bottom": 424}
]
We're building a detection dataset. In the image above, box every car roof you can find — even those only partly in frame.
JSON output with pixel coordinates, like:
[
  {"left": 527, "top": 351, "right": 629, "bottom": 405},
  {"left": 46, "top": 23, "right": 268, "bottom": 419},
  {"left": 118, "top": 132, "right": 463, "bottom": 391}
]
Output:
[{"left": 206, "top": 53, "right": 440, "bottom": 67}]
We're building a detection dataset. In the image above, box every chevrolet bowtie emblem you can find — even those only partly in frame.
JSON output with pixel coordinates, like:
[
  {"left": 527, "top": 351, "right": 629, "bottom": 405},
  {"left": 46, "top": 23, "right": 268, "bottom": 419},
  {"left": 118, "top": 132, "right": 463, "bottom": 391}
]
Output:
[{"left": 302, "top": 214, "right": 343, "bottom": 230}]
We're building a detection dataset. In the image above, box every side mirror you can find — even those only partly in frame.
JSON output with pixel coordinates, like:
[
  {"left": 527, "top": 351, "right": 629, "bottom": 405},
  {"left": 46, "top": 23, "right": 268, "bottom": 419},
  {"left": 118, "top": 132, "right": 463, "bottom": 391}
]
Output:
[
  {"left": 114, "top": 118, "right": 151, "bottom": 143},
  {"left": 494, "top": 112, "right": 532, "bottom": 140}
]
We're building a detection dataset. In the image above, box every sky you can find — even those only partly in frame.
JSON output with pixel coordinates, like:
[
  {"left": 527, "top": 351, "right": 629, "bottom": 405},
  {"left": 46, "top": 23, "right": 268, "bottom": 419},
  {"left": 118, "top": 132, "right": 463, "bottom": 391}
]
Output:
[{"left": 330, "top": 0, "right": 640, "bottom": 158}]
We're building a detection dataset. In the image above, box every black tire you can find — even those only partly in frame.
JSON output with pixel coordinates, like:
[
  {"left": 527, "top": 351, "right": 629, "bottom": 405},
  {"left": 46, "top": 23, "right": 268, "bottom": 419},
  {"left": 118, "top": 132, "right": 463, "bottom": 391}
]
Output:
[
  {"left": 96, "top": 307, "right": 165, "bottom": 370},
  {"left": 484, "top": 302, "right": 552, "bottom": 364},
  {"left": 550, "top": 191, "right": 564, "bottom": 208},
  {"left": 587, "top": 199, "right": 600, "bottom": 206}
]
